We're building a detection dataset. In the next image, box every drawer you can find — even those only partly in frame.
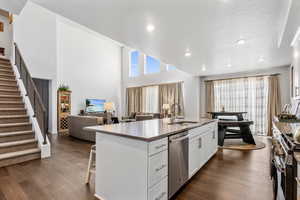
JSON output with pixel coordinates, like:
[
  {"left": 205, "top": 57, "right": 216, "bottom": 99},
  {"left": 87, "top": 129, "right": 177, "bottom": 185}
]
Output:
[
  {"left": 148, "top": 150, "right": 168, "bottom": 188},
  {"left": 149, "top": 138, "right": 168, "bottom": 156},
  {"left": 189, "top": 125, "right": 210, "bottom": 139},
  {"left": 148, "top": 176, "right": 168, "bottom": 200}
]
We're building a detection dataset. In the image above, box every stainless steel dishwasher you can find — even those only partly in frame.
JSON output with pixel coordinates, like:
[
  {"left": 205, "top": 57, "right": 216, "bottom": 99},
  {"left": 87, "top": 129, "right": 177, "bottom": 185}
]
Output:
[{"left": 168, "top": 131, "right": 189, "bottom": 199}]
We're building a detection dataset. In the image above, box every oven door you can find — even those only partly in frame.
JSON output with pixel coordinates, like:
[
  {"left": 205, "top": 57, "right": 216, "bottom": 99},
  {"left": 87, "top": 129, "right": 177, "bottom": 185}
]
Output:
[
  {"left": 296, "top": 163, "right": 300, "bottom": 200},
  {"left": 271, "top": 139, "right": 286, "bottom": 200},
  {"left": 271, "top": 156, "right": 286, "bottom": 200}
]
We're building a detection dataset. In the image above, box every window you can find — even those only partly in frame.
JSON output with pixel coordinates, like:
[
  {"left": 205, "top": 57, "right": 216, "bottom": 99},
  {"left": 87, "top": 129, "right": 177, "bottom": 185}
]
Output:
[
  {"left": 167, "top": 65, "right": 176, "bottom": 71},
  {"left": 142, "top": 86, "right": 159, "bottom": 113},
  {"left": 213, "top": 77, "right": 268, "bottom": 135},
  {"left": 130, "top": 51, "right": 139, "bottom": 77},
  {"left": 145, "top": 56, "right": 160, "bottom": 74}
]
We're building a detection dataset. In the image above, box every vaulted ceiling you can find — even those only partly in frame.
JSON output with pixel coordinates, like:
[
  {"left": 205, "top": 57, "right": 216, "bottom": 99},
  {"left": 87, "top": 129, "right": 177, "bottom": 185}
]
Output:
[
  {"left": 3, "top": 0, "right": 300, "bottom": 75},
  {"left": 0, "top": 0, "right": 27, "bottom": 15}
]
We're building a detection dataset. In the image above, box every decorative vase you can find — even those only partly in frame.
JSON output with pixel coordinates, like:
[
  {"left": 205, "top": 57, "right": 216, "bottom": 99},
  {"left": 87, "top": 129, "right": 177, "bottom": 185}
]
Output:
[{"left": 221, "top": 105, "right": 225, "bottom": 112}]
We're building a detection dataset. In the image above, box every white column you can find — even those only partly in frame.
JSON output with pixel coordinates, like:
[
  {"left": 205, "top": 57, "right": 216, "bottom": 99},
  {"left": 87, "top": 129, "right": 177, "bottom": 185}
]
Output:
[
  {"left": 139, "top": 53, "right": 145, "bottom": 75},
  {"left": 160, "top": 63, "right": 167, "bottom": 72}
]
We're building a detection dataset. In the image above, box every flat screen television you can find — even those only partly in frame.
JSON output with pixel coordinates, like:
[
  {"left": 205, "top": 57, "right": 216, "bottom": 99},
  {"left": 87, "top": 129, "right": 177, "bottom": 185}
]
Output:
[{"left": 86, "top": 99, "right": 106, "bottom": 113}]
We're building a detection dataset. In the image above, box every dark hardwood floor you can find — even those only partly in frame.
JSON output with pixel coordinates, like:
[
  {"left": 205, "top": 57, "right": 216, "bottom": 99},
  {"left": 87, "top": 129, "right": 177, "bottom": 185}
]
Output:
[
  {"left": 175, "top": 137, "right": 273, "bottom": 200},
  {"left": 0, "top": 135, "right": 272, "bottom": 200}
]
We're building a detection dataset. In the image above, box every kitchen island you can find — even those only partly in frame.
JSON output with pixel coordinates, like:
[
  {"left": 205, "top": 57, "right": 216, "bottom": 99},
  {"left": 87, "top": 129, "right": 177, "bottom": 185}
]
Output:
[{"left": 85, "top": 118, "right": 218, "bottom": 200}]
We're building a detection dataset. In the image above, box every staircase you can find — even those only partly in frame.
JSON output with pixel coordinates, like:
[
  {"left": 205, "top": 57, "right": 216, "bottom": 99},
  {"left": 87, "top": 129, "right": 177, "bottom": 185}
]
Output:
[{"left": 0, "top": 58, "right": 40, "bottom": 167}]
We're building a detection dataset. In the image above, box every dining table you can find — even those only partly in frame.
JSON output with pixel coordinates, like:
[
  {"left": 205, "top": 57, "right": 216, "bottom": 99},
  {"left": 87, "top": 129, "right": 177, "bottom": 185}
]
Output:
[{"left": 208, "top": 111, "right": 256, "bottom": 146}]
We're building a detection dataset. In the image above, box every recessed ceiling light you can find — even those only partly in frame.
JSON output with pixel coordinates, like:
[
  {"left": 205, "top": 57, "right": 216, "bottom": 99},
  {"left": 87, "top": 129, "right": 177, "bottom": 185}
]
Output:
[
  {"left": 146, "top": 24, "right": 155, "bottom": 32},
  {"left": 185, "top": 51, "right": 191, "bottom": 57},
  {"left": 202, "top": 65, "right": 206, "bottom": 71},
  {"left": 294, "top": 51, "right": 299, "bottom": 58},
  {"left": 227, "top": 63, "right": 232, "bottom": 67},
  {"left": 258, "top": 57, "right": 265, "bottom": 63},
  {"left": 236, "top": 39, "right": 246, "bottom": 45}
]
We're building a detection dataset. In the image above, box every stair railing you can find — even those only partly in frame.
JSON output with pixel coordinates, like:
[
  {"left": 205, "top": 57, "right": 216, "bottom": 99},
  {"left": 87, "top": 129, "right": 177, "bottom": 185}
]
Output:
[{"left": 14, "top": 43, "right": 48, "bottom": 145}]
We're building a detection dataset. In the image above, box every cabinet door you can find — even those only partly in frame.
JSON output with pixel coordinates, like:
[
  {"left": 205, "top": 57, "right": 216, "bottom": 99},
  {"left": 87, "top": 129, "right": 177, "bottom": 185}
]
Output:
[
  {"left": 206, "top": 125, "right": 218, "bottom": 160},
  {"left": 202, "top": 132, "right": 212, "bottom": 164},
  {"left": 189, "top": 135, "right": 204, "bottom": 178},
  {"left": 211, "top": 127, "right": 218, "bottom": 155}
]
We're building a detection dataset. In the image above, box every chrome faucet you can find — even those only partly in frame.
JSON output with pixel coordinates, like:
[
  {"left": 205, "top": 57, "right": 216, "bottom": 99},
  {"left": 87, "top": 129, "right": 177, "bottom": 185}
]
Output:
[{"left": 170, "top": 103, "right": 181, "bottom": 122}]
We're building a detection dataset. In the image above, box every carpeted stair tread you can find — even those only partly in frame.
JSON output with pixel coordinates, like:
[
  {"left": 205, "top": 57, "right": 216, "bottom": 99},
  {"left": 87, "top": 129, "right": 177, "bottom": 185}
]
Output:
[
  {"left": 0, "top": 130, "right": 34, "bottom": 137},
  {"left": 0, "top": 148, "right": 40, "bottom": 160}
]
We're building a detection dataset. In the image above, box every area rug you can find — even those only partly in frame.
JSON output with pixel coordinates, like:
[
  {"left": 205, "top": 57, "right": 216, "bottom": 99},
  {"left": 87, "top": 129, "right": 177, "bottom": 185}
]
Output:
[{"left": 221, "top": 139, "right": 266, "bottom": 151}]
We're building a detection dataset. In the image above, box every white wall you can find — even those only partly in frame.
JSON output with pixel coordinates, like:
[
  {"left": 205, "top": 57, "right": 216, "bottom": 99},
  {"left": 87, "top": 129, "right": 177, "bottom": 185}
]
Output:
[
  {"left": 199, "top": 66, "right": 291, "bottom": 114},
  {"left": 121, "top": 47, "right": 200, "bottom": 120},
  {"left": 13, "top": 1, "right": 123, "bottom": 133},
  {"left": 292, "top": 33, "right": 300, "bottom": 98},
  {"left": 57, "top": 17, "right": 122, "bottom": 116},
  {"left": 14, "top": 2, "right": 57, "bottom": 80},
  {"left": 0, "top": 15, "right": 13, "bottom": 59},
  {"left": 13, "top": 1, "right": 58, "bottom": 133}
]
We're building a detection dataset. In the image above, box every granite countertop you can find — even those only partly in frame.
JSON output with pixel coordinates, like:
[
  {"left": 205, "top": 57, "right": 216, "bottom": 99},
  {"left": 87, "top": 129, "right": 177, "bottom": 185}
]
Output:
[
  {"left": 273, "top": 118, "right": 300, "bottom": 162},
  {"left": 84, "top": 118, "right": 216, "bottom": 142}
]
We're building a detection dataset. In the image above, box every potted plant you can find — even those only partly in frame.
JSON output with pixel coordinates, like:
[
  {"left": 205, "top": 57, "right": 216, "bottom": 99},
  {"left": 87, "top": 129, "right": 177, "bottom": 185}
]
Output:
[{"left": 58, "top": 84, "right": 70, "bottom": 92}]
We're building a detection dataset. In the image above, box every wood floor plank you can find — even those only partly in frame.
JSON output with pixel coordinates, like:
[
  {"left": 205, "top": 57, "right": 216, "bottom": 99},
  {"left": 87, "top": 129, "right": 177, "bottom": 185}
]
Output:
[
  {"left": 174, "top": 137, "right": 273, "bottom": 200},
  {"left": 19, "top": 179, "right": 50, "bottom": 200},
  {"left": 0, "top": 176, "right": 29, "bottom": 200},
  {"left": 0, "top": 167, "right": 8, "bottom": 177},
  {"left": 0, "top": 189, "right": 7, "bottom": 200}
]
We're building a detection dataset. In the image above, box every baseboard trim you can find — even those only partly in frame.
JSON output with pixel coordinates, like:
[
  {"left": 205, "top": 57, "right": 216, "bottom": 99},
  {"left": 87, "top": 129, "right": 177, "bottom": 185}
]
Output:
[{"left": 94, "top": 194, "right": 105, "bottom": 200}]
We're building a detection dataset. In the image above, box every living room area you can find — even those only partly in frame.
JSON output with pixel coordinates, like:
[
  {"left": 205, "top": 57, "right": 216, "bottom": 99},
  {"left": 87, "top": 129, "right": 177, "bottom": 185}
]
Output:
[
  {"left": 12, "top": 2, "right": 200, "bottom": 139},
  {"left": 11, "top": 0, "right": 292, "bottom": 152}
]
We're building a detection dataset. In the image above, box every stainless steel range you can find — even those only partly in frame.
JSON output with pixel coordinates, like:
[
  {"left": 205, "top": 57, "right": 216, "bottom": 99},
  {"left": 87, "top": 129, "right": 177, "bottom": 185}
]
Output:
[{"left": 271, "top": 125, "right": 298, "bottom": 200}]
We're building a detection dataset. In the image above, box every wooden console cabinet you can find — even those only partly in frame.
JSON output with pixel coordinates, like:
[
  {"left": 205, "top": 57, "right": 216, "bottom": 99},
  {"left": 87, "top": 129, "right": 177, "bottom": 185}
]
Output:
[{"left": 57, "top": 90, "right": 71, "bottom": 134}]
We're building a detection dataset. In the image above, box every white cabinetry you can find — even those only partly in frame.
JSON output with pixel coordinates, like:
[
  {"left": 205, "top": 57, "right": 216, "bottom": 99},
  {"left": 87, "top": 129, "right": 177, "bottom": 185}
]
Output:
[
  {"left": 94, "top": 121, "right": 217, "bottom": 200},
  {"left": 148, "top": 150, "right": 168, "bottom": 188},
  {"left": 147, "top": 139, "right": 168, "bottom": 200},
  {"left": 188, "top": 122, "right": 218, "bottom": 178},
  {"left": 207, "top": 124, "right": 218, "bottom": 159},
  {"left": 95, "top": 134, "right": 168, "bottom": 200},
  {"left": 148, "top": 177, "right": 168, "bottom": 200}
]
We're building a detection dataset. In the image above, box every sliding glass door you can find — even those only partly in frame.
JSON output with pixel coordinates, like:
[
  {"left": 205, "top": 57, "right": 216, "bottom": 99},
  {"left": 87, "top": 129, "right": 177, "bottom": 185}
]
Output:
[
  {"left": 214, "top": 77, "right": 268, "bottom": 135},
  {"left": 142, "top": 86, "right": 159, "bottom": 113}
]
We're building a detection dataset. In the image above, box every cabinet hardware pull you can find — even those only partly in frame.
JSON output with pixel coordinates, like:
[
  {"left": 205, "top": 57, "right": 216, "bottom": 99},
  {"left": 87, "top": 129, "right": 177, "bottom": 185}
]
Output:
[
  {"left": 212, "top": 131, "right": 215, "bottom": 139},
  {"left": 198, "top": 137, "right": 202, "bottom": 148},
  {"left": 155, "top": 164, "right": 166, "bottom": 172},
  {"left": 155, "top": 192, "right": 166, "bottom": 200},
  {"left": 155, "top": 144, "right": 166, "bottom": 149}
]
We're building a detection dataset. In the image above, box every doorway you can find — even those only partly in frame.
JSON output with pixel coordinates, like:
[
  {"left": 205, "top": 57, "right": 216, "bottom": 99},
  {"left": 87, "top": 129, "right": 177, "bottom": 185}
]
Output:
[{"left": 33, "top": 78, "right": 50, "bottom": 133}]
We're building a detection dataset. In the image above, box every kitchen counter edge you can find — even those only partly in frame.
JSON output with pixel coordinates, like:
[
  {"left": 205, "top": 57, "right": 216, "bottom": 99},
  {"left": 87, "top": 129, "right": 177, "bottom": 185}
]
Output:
[{"left": 84, "top": 119, "right": 217, "bottom": 142}]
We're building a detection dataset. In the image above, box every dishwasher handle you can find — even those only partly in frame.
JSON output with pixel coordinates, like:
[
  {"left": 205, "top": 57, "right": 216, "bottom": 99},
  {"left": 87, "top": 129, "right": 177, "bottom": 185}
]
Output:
[{"left": 169, "top": 134, "right": 189, "bottom": 143}]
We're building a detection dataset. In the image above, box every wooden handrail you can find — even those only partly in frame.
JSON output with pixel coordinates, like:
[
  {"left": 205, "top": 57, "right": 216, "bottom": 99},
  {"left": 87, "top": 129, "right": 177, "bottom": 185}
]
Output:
[{"left": 14, "top": 43, "right": 48, "bottom": 145}]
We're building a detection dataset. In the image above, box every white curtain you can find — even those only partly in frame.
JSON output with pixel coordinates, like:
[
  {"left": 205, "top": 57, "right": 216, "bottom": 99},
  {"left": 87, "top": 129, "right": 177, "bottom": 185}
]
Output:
[
  {"left": 142, "top": 86, "right": 159, "bottom": 113},
  {"left": 214, "top": 77, "right": 269, "bottom": 135}
]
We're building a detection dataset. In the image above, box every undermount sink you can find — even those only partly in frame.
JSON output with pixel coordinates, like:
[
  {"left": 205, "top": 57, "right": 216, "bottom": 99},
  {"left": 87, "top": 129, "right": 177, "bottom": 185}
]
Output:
[{"left": 168, "top": 121, "right": 198, "bottom": 125}]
